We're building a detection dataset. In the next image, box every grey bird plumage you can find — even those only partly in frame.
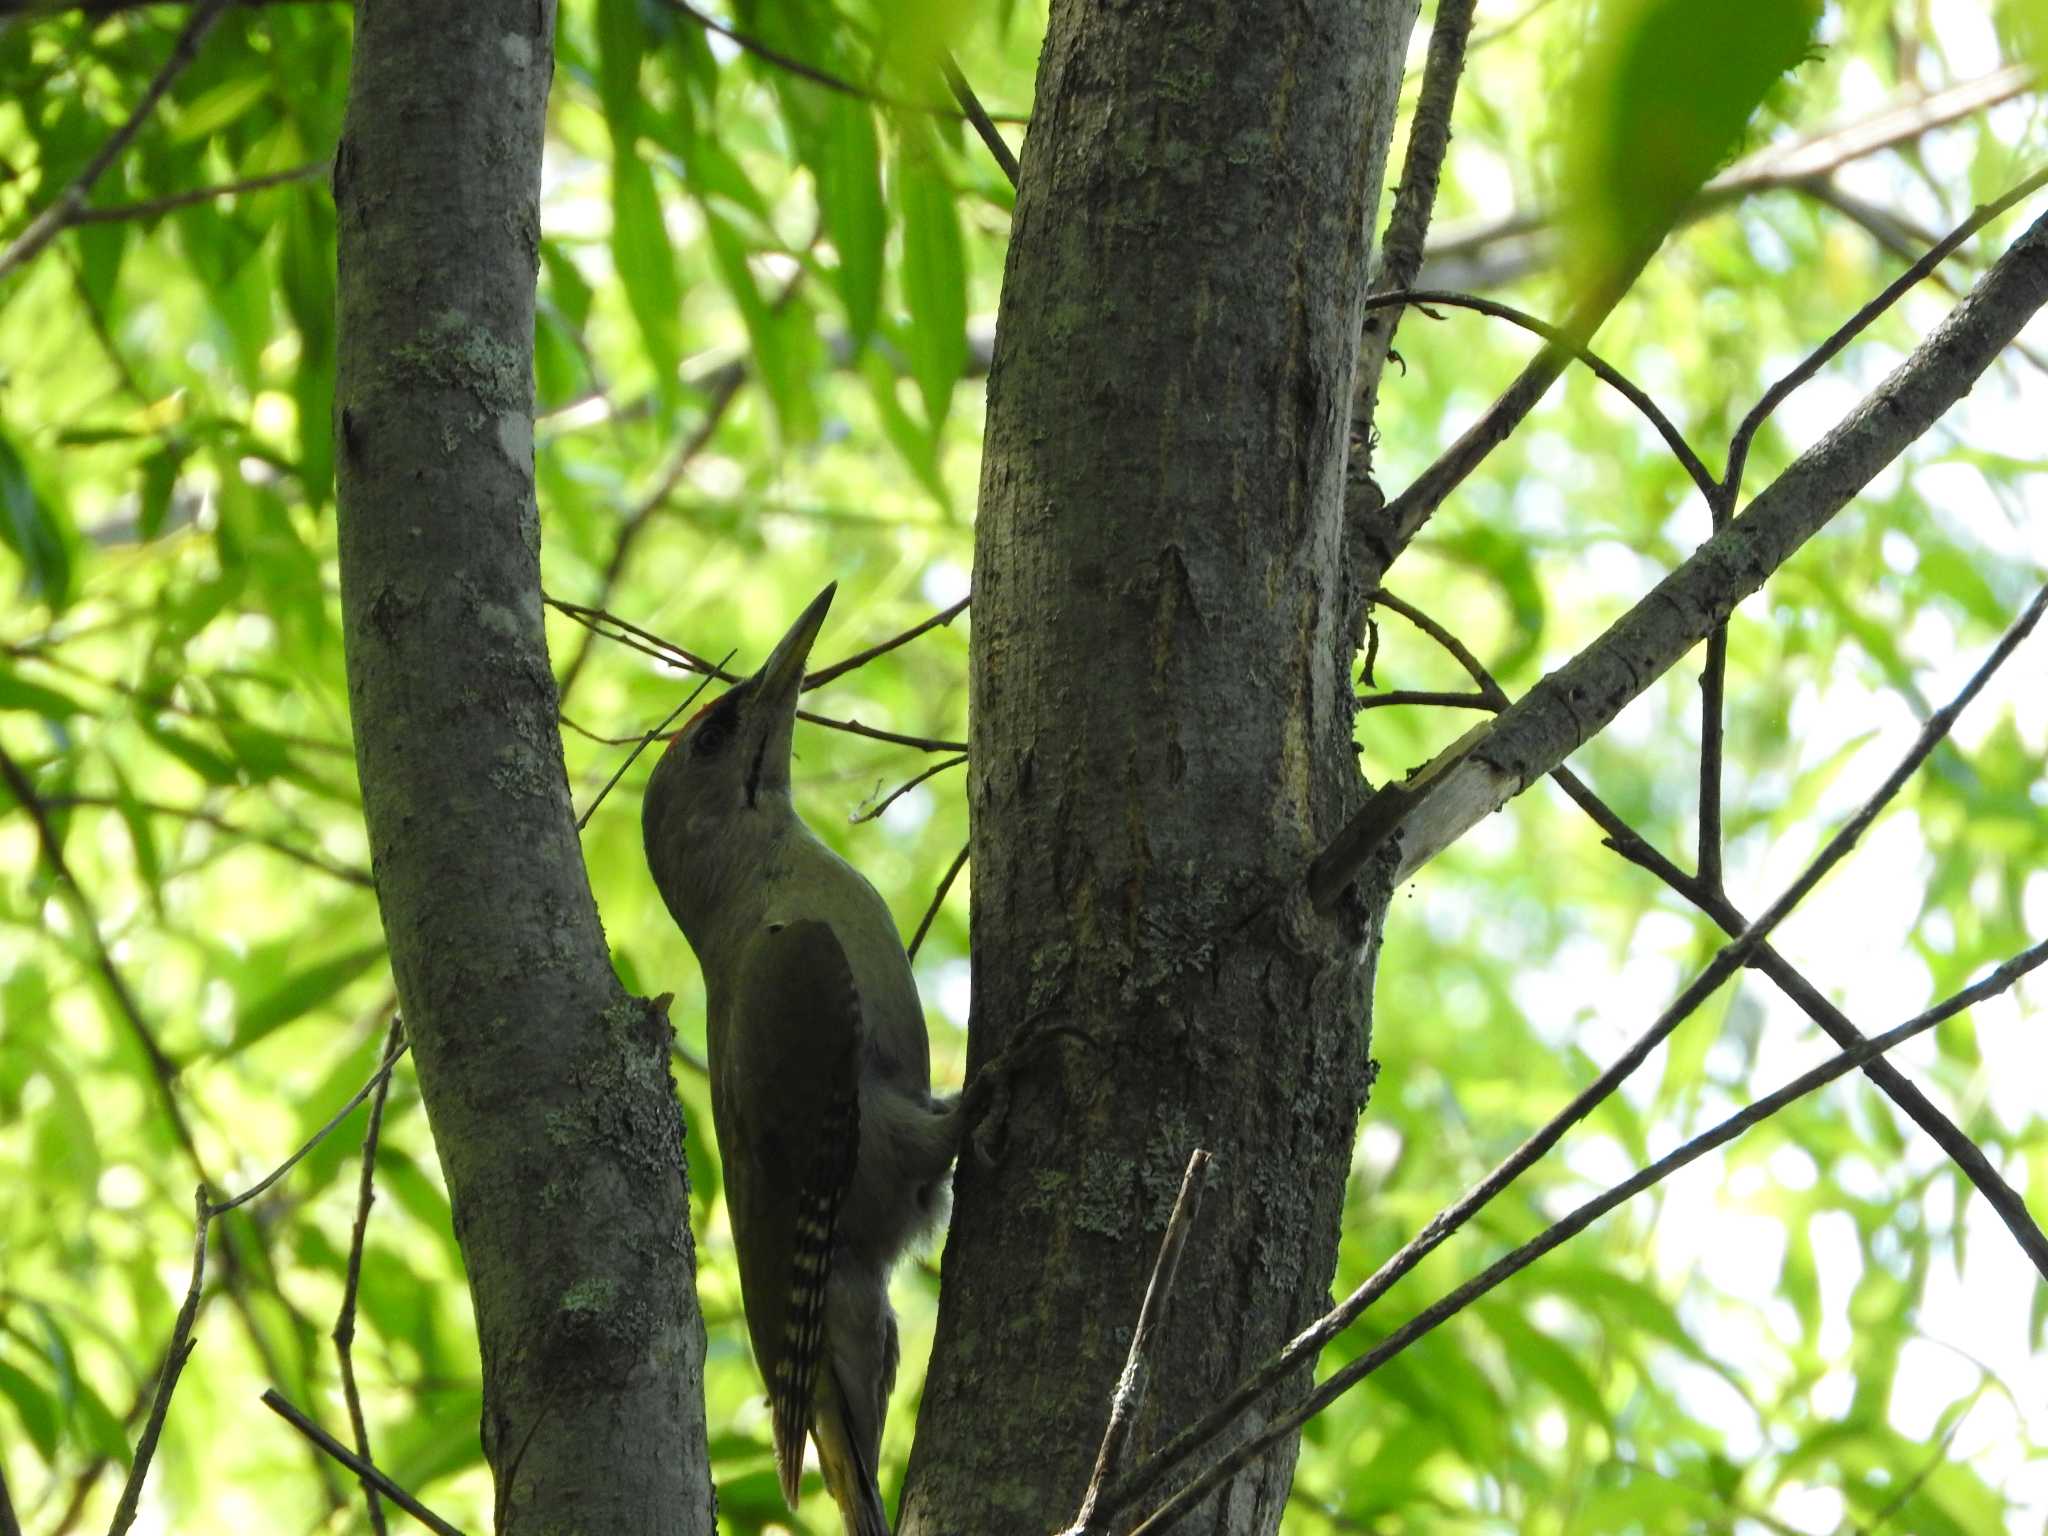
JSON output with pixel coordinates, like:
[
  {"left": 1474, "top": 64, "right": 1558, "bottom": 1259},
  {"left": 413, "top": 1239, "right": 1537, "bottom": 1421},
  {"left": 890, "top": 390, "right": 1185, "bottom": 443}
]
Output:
[{"left": 642, "top": 585, "right": 960, "bottom": 1536}]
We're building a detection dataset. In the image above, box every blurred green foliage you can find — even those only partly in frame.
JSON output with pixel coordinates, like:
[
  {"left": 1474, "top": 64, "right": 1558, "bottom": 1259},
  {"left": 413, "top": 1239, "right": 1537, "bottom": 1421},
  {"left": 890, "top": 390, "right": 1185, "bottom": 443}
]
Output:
[{"left": 0, "top": 2, "right": 2044, "bottom": 1533}]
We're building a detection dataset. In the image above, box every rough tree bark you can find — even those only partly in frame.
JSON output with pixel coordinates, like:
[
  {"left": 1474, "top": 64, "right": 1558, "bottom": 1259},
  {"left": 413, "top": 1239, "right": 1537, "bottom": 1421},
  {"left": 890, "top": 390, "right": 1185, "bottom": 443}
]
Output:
[
  {"left": 902, "top": 3, "right": 1420, "bottom": 1532},
  {"left": 331, "top": 4, "right": 714, "bottom": 1532}
]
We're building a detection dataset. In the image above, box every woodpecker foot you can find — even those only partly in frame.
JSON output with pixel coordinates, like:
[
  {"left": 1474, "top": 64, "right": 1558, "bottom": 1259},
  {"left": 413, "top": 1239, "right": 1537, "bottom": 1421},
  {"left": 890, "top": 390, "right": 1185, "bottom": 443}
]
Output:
[{"left": 960, "top": 1017, "right": 1093, "bottom": 1167}]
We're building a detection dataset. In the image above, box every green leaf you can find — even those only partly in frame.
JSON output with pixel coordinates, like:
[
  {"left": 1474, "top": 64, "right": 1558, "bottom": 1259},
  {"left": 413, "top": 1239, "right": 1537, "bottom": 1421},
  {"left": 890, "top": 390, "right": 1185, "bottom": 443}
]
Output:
[
  {"left": 170, "top": 75, "right": 274, "bottom": 143},
  {"left": 280, "top": 187, "right": 337, "bottom": 502},
  {"left": 703, "top": 209, "right": 817, "bottom": 440},
  {"left": 0, "top": 1356, "right": 59, "bottom": 1459},
  {"left": 814, "top": 95, "right": 885, "bottom": 350},
  {"left": 1998, "top": 0, "right": 2048, "bottom": 78},
  {"left": 0, "top": 428, "right": 74, "bottom": 611},
  {"left": 74, "top": 218, "right": 127, "bottom": 310},
  {"left": 137, "top": 444, "right": 183, "bottom": 541},
  {"left": 541, "top": 241, "right": 595, "bottom": 332},
  {"left": 896, "top": 136, "right": 967, "bottom": 428},
  {"left": 1562, "top": 0, "right": 1821, "bottom": 285},
  {"left": 0, "top": 665, "right": 88, "bottom": 719},
  {"left": 860, "top": 345, "right": 949, "bottom": 510},
  {"left": 612, "top": 151, "right": 684, "bottom": 401},
  {"left": 139, "top": 718, "right": 240, "bottom": 786},
  {"left": 1481, "top": 1305, "right": 1611, "bottom": 1427},
  {"left": 229, "top": 942, "right": 386, "bottom": 1051},
  {"left": 107, "top": 760, "right": 165, "bottom": 914},
  {"left": 595, "top": 0, "right": 647, "bottom": 140}
]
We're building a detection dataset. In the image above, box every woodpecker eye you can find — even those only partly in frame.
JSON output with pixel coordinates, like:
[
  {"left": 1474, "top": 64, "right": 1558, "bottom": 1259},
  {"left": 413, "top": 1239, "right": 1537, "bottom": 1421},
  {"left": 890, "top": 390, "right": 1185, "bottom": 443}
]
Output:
[{"left": 691, "top": 693, "right": 738, "bottom": 757}]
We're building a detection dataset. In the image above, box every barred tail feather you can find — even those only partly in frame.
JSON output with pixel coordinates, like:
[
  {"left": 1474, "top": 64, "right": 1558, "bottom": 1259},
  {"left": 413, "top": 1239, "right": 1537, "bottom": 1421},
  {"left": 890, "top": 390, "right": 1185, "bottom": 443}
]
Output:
[{"left": 772, "top": 1086, "right": 860, "bottom": 1513}]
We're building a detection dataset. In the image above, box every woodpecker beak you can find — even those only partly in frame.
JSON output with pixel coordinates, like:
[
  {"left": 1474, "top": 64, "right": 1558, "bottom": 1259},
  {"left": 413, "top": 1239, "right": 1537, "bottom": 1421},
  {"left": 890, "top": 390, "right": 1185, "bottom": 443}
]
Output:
[{"left": 751, "top": 582, "right": 835, "bottom": 711}]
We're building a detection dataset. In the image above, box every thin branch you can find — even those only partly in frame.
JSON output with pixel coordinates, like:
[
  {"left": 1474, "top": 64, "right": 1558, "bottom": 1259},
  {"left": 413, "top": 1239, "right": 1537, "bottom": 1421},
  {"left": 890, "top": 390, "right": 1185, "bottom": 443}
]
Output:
[
  {"left": 851, "top": 754, "right": 966, "bottom": 823},
  {"left": 0, "top": 0, "right": 234, "bottom": 283},
  {"left": 71, "top": 159, "right": 328, "bottom": 223},
  {"left": 651, "top": 0, "right": 1021, "bottom": 124},
  {"left": 1064, "top": 1149, "right": 1212, "bottom": 1536},
  {"left": 37, "top": 793, "right": 374, "bottom": 887},
  {"left": 554, "top": 332, "right": 751, "bottom": 699},
  {"left": 0, "top": 744, "right": 202, "bottom": 1163},
  {"left": 907, "top": 843, "right": 967, "bottom": 961},
  {"left": 1420, "top": 65, "right": 2037, "bottom": 291},
  {"left": 1804, "top": 177, "right": 2048, "bottom": 379},
  {"left": 1359, "top": 245, "right": 1656, "bottom": 583},
  {"left": 1381, "top": 592, "right": 2048, "bottom": 1280},
  {"left": 1364, "top": 287, "right": 1716, "bottom": 499},
  {"left": 209, "top": 1041, "right": 412, "bottom": 1215},
  {"left": 1863, "top": 1422, "right": 1965, "bottom": 1536},
  {"left": 0, "top": 1454, "right": 19, "bottom": 1536},
  {"left": 805, "top": 713, "right": 965, "bottom": 755},
  {"left": 1352, "top": 688, "right": 1495, "bottom": 712},
  {"left": 1121, "top": 934, "right": 2048, "bottom": 1536},
  {"left": 335, "top": 1018, "right": 408, "bottom": 1536},
  {"left": 941, "top": 51, "right": 1020, "bottom": 188},
  {"left": 1314, "top": 187, "right": 2048, "bottom": 902},
  {"left": 572, "top": 662, "right": 724, "bottom": 830},
  {"left": 260, "top": 1391, "right": 468, "bottom": 1536},
  {"left": 106, "top": 1188, "right": 208, "bottom": 1536},
  {"left": 805, "top": 595, "right": 971, "bottom": 688},
  {"left": 1352, "top": 0, "right": 1477, "bottom": 425},
  {"left": 549, "top": 597, "right": 969, "bottom": 753},
  {"left": 1696, "top": 620, "right": 1731, "bottom": 894},
  {"left": 1721, "top": 161, "right": 2048, "bottom": 498},
  {"left": 1120, "top": 581, "right": 2048, "bottom": 1518}
]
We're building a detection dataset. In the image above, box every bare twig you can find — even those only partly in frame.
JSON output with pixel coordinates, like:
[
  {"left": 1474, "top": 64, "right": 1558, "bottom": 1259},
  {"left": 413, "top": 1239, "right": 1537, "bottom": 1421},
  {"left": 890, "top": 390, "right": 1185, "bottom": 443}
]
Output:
[
  {"left": 209, "top": 1042, "right": 412, "bottom": 1215},
  {"left": 1360, "top": 245, "right": 1656, "bottom": 580},
  {"left": 1352, "top": 0, "right": 1477, "bottom": 426},
  {"left": 1315, "top": 188, "right": 2048, "bottom": 902},
  {"left": 1363, "top": 287, "right": 1716, "bottom": 499},
  {"left": 1864, "top": 1422, "right": 1965, "bottom": 1536},
  {"left": 1121, "top": 580, "right": 2048, "bottom": 1519},
  {"left": 0, "top": 0, "right": 234, "bottom": 283},
  {"left": 650, "top": 0, "right": 1021, "bottom": 123},
  {"left": 907, "top": 843, "right": 967, "bottom": 961},
  {"left": 1352, "top": 688, "right": 1495, "bottom": 712},
  {"left": 1064, "top": 1149, "right": 1212, "bottom": 1536},
  {"left": 1381, "top": 591, "right": 2048, "bottom": 1280},
  {"left": 0, "top": 744, "right": 201, "bottom": 1162},
  {"left": 549, "top": 597, "right": 969, "bottom": 754},
  {"left": 851, "top": 754, "right": 967, "bottom": 823},
  {"left": 941, "top": 51, "right": 1020, "bottom": 188},
  {"left": 805, "top": 595, "right": 970, "bottom": 688},
  {"left": 335, "top": 1018, "right": 408, "bottom": 1536},
  {"left": 260, "top": 1391, "right": 469, "bottom": 1536},
  {"left": 68, "top": 1016, "right": 416, "bottom": 1533},
  {"left": 804, "top": 713, "right": 965, "bottom": 755},
  {"left": 72, "top": 160, "right": 328, "bottom": 223},
  {"left": 572, "top": 663, "right": 724, "bottom": 830},
  {"left": 37, "top": 792, "right": 374, "bottom": 887},
  {"left": 1721, "top": 161, "right": 2048, "bottom": 499},
  {"left": 1420, "top": 65, "right": 2036, "bottom": 291},
  {"left": 0, "top": 1454, "right": 19, "bottom": 1536},
  {"left": 1121, "top": 935, "right": 2048, "bottom": 1536},
  {"left": 554, "top": 323, "right": 755, "bottom": 699},
  {"left": 106, "top": 1188, "right": 209, "bottom": 1536}
]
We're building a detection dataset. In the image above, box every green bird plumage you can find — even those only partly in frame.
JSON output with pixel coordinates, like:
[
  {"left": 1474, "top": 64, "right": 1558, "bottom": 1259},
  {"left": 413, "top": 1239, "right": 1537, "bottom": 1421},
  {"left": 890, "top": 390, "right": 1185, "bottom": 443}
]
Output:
[{"left": 642, "top": 586, "right": 961, "bottom": 1536}]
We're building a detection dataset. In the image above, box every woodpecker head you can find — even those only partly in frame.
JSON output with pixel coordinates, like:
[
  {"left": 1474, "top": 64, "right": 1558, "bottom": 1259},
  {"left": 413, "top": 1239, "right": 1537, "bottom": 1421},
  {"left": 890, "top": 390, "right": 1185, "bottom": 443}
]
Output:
[{"left": 643, "top": 584, "right": 835, "bottom": 940}]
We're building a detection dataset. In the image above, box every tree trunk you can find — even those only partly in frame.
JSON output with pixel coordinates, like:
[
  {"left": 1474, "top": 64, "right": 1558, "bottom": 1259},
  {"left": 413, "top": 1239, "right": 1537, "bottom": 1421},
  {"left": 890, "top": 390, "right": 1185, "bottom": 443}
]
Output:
[
  {"left": 902, "top": 3, "right": 1419, "bottom": 1532},
  {"left": 331, "top": 5, "right": 714, "bottom": 1531}
]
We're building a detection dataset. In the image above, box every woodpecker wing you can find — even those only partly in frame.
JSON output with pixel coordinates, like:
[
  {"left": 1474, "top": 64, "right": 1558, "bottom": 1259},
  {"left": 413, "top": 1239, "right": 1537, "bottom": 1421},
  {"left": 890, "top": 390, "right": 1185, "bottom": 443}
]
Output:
[{"left": 720, "top": 918, "right": 864, "bottom": 1509}]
